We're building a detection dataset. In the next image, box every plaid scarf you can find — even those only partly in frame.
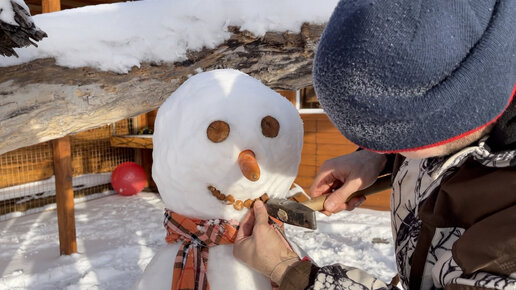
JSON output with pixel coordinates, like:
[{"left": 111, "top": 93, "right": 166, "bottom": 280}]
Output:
[{"left": 164, "top": 209, "right": 239, "bottom": 290}]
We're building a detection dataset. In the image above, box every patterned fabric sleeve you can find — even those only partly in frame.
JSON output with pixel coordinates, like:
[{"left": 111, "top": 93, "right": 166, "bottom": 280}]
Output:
[{"left": 280, "top": 261, "right": 399, "bottom": 290}]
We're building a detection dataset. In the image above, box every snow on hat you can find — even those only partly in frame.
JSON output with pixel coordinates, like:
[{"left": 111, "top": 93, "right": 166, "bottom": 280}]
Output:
[{"left": 313, "top": 0, "right": 516, "bottom": 153}]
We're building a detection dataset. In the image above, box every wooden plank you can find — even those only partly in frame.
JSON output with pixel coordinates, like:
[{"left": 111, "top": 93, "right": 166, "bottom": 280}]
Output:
[
  {"left": 0, "top": 142, "right": 54, "bottom": 188},
  {"left": 303, "top": 132, "right": 316, "bottom": 144},
  {"left": 146, "top": 110, "right": 158, "bottom": 131},
  {"left": 316, "top": 154, "right": 355, "bottom": 167},
  {"left": 72, "top": 126, "right": 112, "bottom": 140},
  {"left": 316, "top": 144, "right": 357, "bottom": 161},
  {"left": 52, "top": 136, "right": 77, "bottom": 255},
  {"left": 316, "top": 132, "right": 353, "bottom": 145},
  {"left": 301, "top": 141, "right": 317, "bottom": 167},
  {"left": 293, "top": 176, "right": 314, "bottom": 190},
  {"left": 42, "top": 0, "right": 61, "bottom": 13},
  {"left": 276, "top": 90, "right": 296, "bottom": 106},
  {"left": 317, "top": 118, "right": 341, "bottom": 132},
  {"left": 301, "top": 143, "right": 316, "bottom": 155},
  {"left": 0, "top": 160, "right": 54, "bottom": 188},
  {"left": 300, "top": 113, "right": 328, "bottom": 121},
  {"left": 297, "top": 164, "right": 317, "bottom": 178},
  {"left": 110, "top": 135, "right": 153, "bottom": 149},
  {"left": 361, "top": 189, "right": 391, "bottom": 211},
  {"left": 302, "top": 119, "right": 317, "bottom": 133},
  {"left": 27, "top": 3, "right": 42, "bottom": 15},
  {"left": 135, "top": 113, "right": 149, "bottom": 132},
  {"left": 141, "top": 149, "right": 154, "bottom": 189},
  {"left": 317, "top": 144, "right": 358, "bottom": 156},
  {"left": 300, "top": 154, "right": 316, "bottom": 166}
]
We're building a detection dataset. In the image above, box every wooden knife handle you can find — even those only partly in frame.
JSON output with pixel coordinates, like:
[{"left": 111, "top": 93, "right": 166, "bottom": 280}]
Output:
[{"left": 301, "top": 174, "right": 391, "bottom": 211}]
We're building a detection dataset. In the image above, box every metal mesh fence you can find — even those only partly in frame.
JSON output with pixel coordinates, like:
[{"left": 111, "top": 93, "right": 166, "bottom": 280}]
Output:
[{"left": 0, "top": 120, "right": 135, "bottom": 221}]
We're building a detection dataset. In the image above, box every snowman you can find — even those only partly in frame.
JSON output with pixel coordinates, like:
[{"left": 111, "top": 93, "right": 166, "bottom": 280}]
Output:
[{"left": 134, "top": 69, "right": 304, "bottom": 290}]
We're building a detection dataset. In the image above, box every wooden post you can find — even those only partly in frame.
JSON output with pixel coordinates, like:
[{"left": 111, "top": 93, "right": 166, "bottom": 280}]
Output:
[
  {"left": 141, "top": 148, "right": 156, "bottom": 190},
  {"left": 52, "top": 136, "right": 77, "bottom": 255},
  {"left": 133, "top": 113, "right": 154, "bottom": 189},
  {"left": 42, "top": 0, "right": 74, "bottom": 256},
  {"left": 42, "top": 0, "right": 60, "bottom": 13}
]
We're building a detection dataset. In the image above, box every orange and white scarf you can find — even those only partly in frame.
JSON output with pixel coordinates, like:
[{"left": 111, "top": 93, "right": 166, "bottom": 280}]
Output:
[{"left": 164, "top": 209, "right": 239, "bottom": 290}]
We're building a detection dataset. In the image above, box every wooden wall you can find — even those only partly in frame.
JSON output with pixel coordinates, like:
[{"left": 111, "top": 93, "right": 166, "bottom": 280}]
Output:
[
  {"left": 0, "top": 142, "right": 55, "bottom": 189},
  {"left": 0, "top": 121, "right": 133, "bottom": 189}
]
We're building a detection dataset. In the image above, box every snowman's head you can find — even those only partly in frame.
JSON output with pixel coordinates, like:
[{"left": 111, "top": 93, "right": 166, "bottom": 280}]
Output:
[{"left": 152, "top": 69, "right": 303, "bottom": 221}]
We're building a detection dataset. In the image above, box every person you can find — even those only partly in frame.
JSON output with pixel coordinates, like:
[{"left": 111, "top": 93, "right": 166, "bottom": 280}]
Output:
[{"left": 233, "top": 0, "right": 516, "bottom": 289}]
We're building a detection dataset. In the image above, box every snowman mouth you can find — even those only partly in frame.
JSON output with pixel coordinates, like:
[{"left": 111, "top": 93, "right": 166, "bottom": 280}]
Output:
[{"left": 207, "top": 185, "right": 269, "bottom": 211}]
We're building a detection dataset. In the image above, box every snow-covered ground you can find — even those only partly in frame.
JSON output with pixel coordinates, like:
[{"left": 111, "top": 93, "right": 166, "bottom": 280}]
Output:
[{"left": 0, "top": 192, "right": 396, "bottom": 290}]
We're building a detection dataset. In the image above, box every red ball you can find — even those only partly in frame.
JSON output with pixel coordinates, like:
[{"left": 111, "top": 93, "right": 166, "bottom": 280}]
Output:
[{"left": 111, "top": 162, "right": 147, "bottom": 196}]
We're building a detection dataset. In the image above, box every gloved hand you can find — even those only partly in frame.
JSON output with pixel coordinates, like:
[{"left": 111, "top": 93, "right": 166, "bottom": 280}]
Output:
[{"left": 233, "top": 200, "right": 300, "bottom": 285}]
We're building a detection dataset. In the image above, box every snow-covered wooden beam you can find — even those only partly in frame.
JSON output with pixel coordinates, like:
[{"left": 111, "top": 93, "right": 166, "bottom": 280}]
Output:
[
  {"left": 0, "top": 23, "right": 324, "bottom": 155},
  {"left": 0, "top": 0, "right": 340, "bottom": 155}
]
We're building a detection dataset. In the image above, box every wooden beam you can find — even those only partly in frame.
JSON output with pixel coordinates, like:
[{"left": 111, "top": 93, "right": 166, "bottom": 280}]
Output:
[
  {"left": 42, "top": 0, "right": 61, "bottom": 13},
  {"left": 0, "top": 23, "right": 324, "bottom": 155},
  {"left": 52, "top": 136, "right": 77, "bottom": 255},
  {"left": 110, "top": 135, "right": 153, "bottom": 149},
  {"left": 132, "top": 113, "right": 150, "bottom": 188}
]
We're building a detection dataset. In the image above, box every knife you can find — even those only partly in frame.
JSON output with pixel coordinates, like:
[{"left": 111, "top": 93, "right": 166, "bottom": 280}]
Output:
[{"left": 265, "top": 174, "right": 391, "bottom": 230}]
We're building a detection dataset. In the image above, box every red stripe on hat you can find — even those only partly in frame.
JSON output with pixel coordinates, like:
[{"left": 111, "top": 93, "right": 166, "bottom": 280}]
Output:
[{"left": 365, "top": 82, "right": 516, "bottom": 154}]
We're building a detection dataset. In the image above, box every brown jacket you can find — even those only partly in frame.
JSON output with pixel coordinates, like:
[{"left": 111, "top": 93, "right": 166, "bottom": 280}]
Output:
[
  {"left": 408, "top": 156, "right": 516, "bottom": 289},
  {"left": 281, "top": 148, "right": 516, "bottom": 290}
]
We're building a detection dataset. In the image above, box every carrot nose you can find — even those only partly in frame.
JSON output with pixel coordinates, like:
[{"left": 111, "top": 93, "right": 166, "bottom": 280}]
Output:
[{"left": 238, "top": 150, "right": 260, "bottom": 182}]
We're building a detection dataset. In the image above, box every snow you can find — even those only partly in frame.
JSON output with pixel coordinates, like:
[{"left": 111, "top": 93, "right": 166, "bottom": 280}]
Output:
[
  {"left": 0, "top": 0, "right": 340, "bottom": 73},
  {"left": 0, "top": 0, "right": 30, "bottom": 26},
  {"left": 0, "top": 193, "right": 164, "bottom": 290},
  {"left": 152, "top": 69, "right": 304, "bottom": 222},
  {"left": 142, "top": 69, "right": 305, "bottom": 289},
  {"left": 0, "top": 192, "right": 396, "bottom": 289}
]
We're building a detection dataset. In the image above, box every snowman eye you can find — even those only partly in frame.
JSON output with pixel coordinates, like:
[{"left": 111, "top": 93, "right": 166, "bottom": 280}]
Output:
[
  {"left": 261, "top": 116, "right": 280, "bottom": 138},
  {"left": 207, "top": 120, "right": 230, "bottom": 143}
]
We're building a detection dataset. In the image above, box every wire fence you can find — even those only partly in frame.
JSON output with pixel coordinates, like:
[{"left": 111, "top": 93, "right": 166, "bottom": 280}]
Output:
[{"left": 0, "top": 120, "right": 135, "bottom": 221}]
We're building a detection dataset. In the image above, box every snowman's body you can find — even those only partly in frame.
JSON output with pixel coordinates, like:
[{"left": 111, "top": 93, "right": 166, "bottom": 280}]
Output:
[
  {"left": 134, "top": 69, "right": 303, "bottom": 290},
  {"left": 136, "top": 244, "right": 271, "bottom": 289}
]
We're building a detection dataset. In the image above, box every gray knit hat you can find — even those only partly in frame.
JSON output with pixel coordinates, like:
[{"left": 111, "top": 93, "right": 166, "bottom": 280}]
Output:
[{"left": 313, "top": 0, "right": 516, "bottom": 152}]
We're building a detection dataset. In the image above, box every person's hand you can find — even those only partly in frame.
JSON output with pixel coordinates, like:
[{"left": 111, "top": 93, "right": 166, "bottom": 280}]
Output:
[
  {"left": 310, "top": 150, "right": 387, "bottom": 215},
  {"left": 233, "top": 200, "right": 300, "bottom": 285}
]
